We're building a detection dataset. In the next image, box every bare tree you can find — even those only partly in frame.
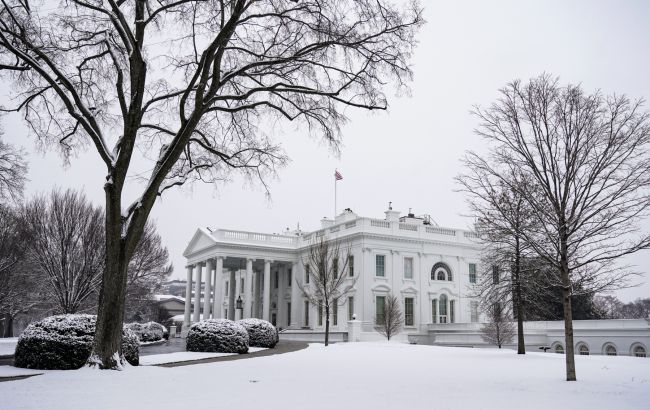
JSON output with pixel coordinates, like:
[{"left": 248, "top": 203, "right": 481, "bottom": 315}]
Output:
[
  {"left": 0, "top": 0, "right": 423, "bottom": 368},
  {"left": 458, "top": 170, "right": 543, "bottom": 354},
  {"left": 298, "top": 237, "right": 356, "bottom": 346},
  {"left": 22, "top": 189, "right": 105, "bottom": 314},
  {"left": 0, "top": 135, "right": 27, "bottom": 203},
  {"left": 471, "top": 74, "right": 650, "bottom": 380},
  {"left": 480, "top": 302, "right": 516, "bottom": 348},
  {"left": 374, "top": 293, "right": 403, "bottom": 341}
]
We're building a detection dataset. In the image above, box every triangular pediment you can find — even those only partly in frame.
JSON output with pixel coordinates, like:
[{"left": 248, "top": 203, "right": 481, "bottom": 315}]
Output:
[{"left": 183, "top": 228, "right": 217, "bottom": 257}]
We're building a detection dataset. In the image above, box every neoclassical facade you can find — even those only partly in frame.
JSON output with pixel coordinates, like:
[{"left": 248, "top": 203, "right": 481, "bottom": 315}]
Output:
[{"left": 182, "top": 207, "right": 483, "bottom": 335}]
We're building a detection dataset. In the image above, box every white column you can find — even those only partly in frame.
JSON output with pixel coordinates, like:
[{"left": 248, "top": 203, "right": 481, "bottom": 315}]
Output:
[
  {"left": 193, "top": 263, "right": 203, "bottom": 322},
  {"left": 263, "top": 260, "right": 271, "bottom": 321},
  {"left": 278, "top": 265, "right": 286, "bottom": 327},
  {"left": 252, "top": 270, "right": 259, "bottom": 318},
  {"left": 203, "top": 259, "right": 213, "bottom": 319},
  {"left": 244, "top": 259, "right": 253, "bottom": 318},
  {"left": 290, "top": 261, "right": 300, "bottom": 328},
  {"left": 183, "top": 265, "right": 193, "bottom": 330},
  {"left": 212, "top": 257, "right": 223, "bottom": 318},
  {"left": 228, "top": 269, "right": 236, "bottom": 320}
]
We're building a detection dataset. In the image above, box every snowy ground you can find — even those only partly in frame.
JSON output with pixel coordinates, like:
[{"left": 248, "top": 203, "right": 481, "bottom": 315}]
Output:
[
  {"left": 139, "top": 347, "right": 267, "bottom": 365},
  {"left": 2, "top": 342, "right": 649, "bottom": 410},
  {"left": 0, "top": 338, "right": 17, "bottom": 356}
]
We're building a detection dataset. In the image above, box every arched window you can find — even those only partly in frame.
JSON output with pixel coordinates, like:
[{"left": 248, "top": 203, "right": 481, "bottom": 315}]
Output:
[
  {"left": 578, "top": 344, "right": 589, "bottom": 356},
  {"left": 450, "top": 300, "right": 455, "bottom": 323},
  {"left": 554, "top": 344, "right": 564, "bottom": 354},
  {"left": 439, "top": 294, "right": 448, "bottom": 323},
  {"left": 633, "top": 345, "right": 646, "bottom": 358},
  {"left": 605, "top": 344, "right": 617, "bottom": 356},
  {"left": 431, "top": 262, "right": 452, "bottom": 282}
]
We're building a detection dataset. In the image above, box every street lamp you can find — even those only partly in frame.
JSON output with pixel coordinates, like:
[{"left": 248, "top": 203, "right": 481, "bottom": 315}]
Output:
[{"left": 236, "top": 295, "right": 243, "bottom": 310}]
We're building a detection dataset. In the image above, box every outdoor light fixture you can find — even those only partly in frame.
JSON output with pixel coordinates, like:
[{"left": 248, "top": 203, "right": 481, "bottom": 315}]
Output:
[{"left": 236, "top": 295, "right": 243, "bottom": 310}]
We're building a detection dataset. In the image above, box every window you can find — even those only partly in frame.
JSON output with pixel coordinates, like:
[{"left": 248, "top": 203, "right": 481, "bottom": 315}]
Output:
[
  {"left": 605, "top": 344, "right": 617, "bottom": 356},
  {"left": 404, "top": 297, "right": 414, "bottom": 326},
  {"left": 287, "top": 302, "right": 291, "bottom": 327},
  {"left": 633, "top": 345, "right": 646, "bottom": 358},
  {"left": 333, "top": 259, "right": 339, "bottom": 279},
  {"left": 304, "top": 300, "right": 310, "bottom": 327},
  {"left": 333, "top": 298, "right": 339, "bottom": 326},
  {"left": 439, "top": 294, "right": 448, "bottom": 323},
  {"left": 348, "top": 296, "right": 355, "bottom": 320},
  {"left": 404, "top": 257, "right": 413, "bottom": 279},
  {"left": 492, "top": 266, "right": 500, "bottom": 284},
  {"left": 470, "top": 301, "right": 479, "bottom": 323},
  {"left": 274, "top": 271, "right": 279, "bottom": 289},
  {"left": 437, "top": 270, "right": 446, "bottom": 281},
  {"left": 305, "top": 265, "right": 310, "bottom": 284},
  {"left": 450, "top": 300, "right": 455, "bottom": 323},
  {"left": 555, "top": 344, "right": 564, "bottom": 354},
  {"left": 376, "top": 255, "right": 385, "bottom": 277},
  {"left": 376, "top": 296, "right": 386, "bottom": 324},
  {"left": 318, "top": 301, "right": 323, "bottom": 326},
  {"left": 469, "top": 263, "right": 477, "bottom": 284},
  {"left": 578, "top": 344, "right": 589, "bottom": 355},
  {"left": 432, "top": 299, "right": 438, "bottom": 323},
  {"left": 349, "top": 255, "right": 354, "bottom": 277},
  {"left": 288, "top": 269, "right": 292, "bottom": 287},
  {"left": 431, "top": 262, "right": 451, "bottom": 281},
  {"left": 225, "top": 281, "right": 229, "bottom": 296}
]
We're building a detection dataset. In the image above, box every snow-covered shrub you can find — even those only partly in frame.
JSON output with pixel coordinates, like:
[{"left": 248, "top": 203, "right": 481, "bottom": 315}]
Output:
[
  {"left": 186, "top": 319, "right": 249, "bottom": 354},
  {"left": 14, "top": 314, "right": 140, "bottom": 369},
  {"left": 237, "top": 318, "right": 278, "bottom": 348},
  {"left": 125, "top": 321, "right": 168, "bottom": 343}
]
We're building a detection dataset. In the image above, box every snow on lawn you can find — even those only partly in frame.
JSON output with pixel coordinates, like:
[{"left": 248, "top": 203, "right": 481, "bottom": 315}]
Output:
[
  {"left": 0, "top": 337, "right": 17, "bottom": 356},
  {"left": 0, "top": 366, "right": 42, "bottom": 378},
  {"left": 2, "top": 342, "right": 649, "bottom": 410},
  {"left": 139, "top": 347, "right": 267, "bottom": 366}
]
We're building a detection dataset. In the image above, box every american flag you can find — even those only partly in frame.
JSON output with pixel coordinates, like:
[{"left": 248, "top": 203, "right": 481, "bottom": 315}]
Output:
[{"left": 334, "top": 170, "right": 343, "bottom": 180}]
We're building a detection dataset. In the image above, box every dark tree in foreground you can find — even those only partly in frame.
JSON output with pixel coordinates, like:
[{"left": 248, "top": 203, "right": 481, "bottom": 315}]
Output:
[
  {"left": 374, "top": 293, "right": 403, "bottom": 341},
  {"left": 480, "top": 303, "right": 516, "bottom": 348},
  {"left": 458, "top": 170, "right": 542, "bottom": 355},
  {"left": 0, "top": 0, "right": 422, "bottom": 368},
  {"left": 473, "top": 74, "right": 650, "bottom": 381},
  {"left": 298, "top": 238, "right": 356, "bottom": 346}
]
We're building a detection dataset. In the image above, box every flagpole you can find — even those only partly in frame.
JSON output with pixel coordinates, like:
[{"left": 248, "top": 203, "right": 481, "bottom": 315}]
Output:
[{"left": 334, "top": 170, "right": 337, "bottom": 218}]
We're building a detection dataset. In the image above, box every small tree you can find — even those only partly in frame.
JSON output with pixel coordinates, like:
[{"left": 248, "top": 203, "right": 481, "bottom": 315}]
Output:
[
  {"left": 0, "top": 135, "right": 27, "bottom": 203},
  {"left": 298, "top": 237, "right": 356, "bottom": 346},
  {"left": 480, "top": 303, "right": 516, "bottom": 348},
  {"left": 374, "top": 293, "right": 403, "bottom": 341}
]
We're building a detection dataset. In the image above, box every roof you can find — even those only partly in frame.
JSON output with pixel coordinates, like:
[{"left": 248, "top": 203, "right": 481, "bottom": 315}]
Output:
[{"left": 152, "top": 294, "right": 185, "bottom": 303}]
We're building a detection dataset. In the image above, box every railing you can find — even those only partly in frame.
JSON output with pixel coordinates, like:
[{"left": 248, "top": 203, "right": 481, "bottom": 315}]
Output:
[
  {"left": 425, "top": 226, "right": 456, "bottom": 236},
  {"left": 220, "top": 230, "right": 298, "bottom": 246},
  {"left": 463, "top": 231, "right": 479, "bottom": 239},
  {"left": 399, "top": 223, "right": 418, "bottom": 231},
  {"left": 344, "top": 221, "right": 357, "bottom": 229},
  {"left": 370, "top": 219, "right": 389, "bottom": 228}
]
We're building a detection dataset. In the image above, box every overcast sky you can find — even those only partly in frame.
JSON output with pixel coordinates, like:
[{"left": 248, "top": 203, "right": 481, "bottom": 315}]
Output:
[{"left": 4, "top": 0, "right": 650, "bottom": 302}]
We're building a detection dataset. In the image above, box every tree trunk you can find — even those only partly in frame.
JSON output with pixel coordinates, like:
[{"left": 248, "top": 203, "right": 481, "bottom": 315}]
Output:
[
  {"left": 2, "top": 314, "right": 13, "bottom": 337},
  {"left": 560, "top": 229, "right": 576, "bottom": 381},
  {"left": 324, "top": 306, "right": 330, "bottom": 346},
  {"left": 87, "top": 185, "right": 130, "bottom": 369},
  {"left": 515, "top": 236, "right": 525, "bottom": 354}
]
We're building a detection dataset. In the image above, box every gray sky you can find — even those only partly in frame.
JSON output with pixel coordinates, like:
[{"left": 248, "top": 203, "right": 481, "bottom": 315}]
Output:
[{"left": 4, "top": 0, "right": 650, "bottom": 302}]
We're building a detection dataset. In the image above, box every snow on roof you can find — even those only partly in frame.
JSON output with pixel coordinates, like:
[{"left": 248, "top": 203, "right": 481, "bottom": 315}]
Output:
[{"left": 152, "top": 294, "right": 185, "bottom": 303}]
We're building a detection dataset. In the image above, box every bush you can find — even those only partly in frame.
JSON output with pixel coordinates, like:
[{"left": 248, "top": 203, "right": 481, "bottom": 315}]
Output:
[
  {"left": 186, "top": 319, "right": 249, "bottom": 354},
  {"left": 237, "top": 318, "right": 278, "bottom": 348},
  {"left": 125, "top": 321, "right": 169, "bottom": 343},
  {"left": 14, "top": 314, "right": 140, "bottom": 369}
]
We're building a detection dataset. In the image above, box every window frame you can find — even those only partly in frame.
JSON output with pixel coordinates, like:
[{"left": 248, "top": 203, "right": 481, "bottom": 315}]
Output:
[
  {"left": 469, "top": 263, "right": 477, "bottom": 284},
  {"left": 375, "top": 295, "right": 386, "bottom": 324},
  {"left": 349, "top": 255, "right": 354, "bottom": 277},
  {"left": 375, "top": 254, "right": 386, "bottom": 277},
  {"left": 404, "top": 297, "right": 414, "bottom": 326},
  {"left": 404, "top": 257, "right": 414, "bottom": 280}
]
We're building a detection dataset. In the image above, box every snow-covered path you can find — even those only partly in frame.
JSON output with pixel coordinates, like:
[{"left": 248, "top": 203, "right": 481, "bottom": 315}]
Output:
[{"left": 2, "top": 342, "right": 649, "bottom": 410}]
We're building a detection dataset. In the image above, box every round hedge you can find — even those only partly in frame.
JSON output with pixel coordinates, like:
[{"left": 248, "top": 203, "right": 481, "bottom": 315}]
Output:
[
  {"left": 237, "top": 318, "right": 278, "bottom": 348},
  {"left": 125, "top": 321, "right": 169, "bottom": 343},
  {"left": 14, "top": 314, "right": 139, "bottom": 370},
  {"left": 186, "top": 319, "right": 249, "bottom": 354}
]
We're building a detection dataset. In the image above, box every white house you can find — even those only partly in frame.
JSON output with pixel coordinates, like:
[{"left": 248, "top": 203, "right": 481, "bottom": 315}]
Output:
[
  {"left": 182, "top": 206, "right": 650, "bottom": 356},
  {"left": 182, "top": 206, "right": 483, "bottom": 339}
]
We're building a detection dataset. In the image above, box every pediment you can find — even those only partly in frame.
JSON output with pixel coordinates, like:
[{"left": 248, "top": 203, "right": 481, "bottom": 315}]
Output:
[
  {"left": 183, "top": 228, "right": 217, "bottom": 257},
  {"left": 371, "top": 283, "right": 392, "bottom": 293}
]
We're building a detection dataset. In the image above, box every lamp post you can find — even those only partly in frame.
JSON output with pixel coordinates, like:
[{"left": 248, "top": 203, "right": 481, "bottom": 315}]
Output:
[{"left": 236, "top": 296, "right": 243, "bottom": 320}]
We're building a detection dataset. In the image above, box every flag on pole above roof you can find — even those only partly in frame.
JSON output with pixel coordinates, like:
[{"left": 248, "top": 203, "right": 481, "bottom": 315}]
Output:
[{"left": 334, "top": 170, "right": 343, "bottom": 180}]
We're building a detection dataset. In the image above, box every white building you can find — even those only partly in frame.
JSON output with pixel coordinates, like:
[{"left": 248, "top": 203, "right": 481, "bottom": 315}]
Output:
[
  {"left": 182, "top": 207, "right": 483, "bottom": 339},
  {"left": 182, "top": 206, "right": 650, "bottom": 356}
]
